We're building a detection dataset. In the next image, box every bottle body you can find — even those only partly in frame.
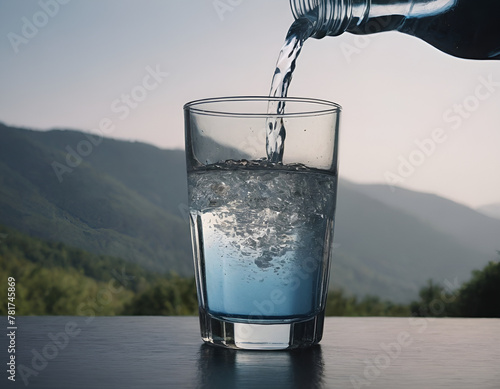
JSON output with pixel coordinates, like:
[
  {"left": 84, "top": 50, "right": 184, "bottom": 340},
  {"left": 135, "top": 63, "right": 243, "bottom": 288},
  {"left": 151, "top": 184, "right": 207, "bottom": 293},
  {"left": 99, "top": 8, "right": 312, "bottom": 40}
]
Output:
[{"left": 290, "top": 0, "right": 500, "bottom": 60}]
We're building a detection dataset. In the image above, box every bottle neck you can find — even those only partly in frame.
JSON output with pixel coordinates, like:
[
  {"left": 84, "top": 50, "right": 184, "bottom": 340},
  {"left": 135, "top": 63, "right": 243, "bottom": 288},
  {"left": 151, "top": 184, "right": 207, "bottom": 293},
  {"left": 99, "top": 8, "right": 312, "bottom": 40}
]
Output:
[
  {"left": 290, "top": 0, "right": 366, "bottom": 38},
  {"left": 290, "top": 0, "right": 457, "bottom": 38}
]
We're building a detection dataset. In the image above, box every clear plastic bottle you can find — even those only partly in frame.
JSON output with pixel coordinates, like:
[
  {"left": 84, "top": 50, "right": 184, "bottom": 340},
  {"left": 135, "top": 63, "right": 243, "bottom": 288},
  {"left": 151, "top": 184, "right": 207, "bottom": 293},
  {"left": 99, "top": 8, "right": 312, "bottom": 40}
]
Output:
[{"left": 289, "top": 0, "right": 500, "bottom": 60}]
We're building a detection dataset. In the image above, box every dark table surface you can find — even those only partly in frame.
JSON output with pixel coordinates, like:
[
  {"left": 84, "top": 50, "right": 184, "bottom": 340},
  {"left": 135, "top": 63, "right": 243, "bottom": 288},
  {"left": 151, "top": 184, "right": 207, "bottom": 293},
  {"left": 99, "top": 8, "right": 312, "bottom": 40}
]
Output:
[{"left": 3, "top": 316, "right": 499, "bottom": 389}]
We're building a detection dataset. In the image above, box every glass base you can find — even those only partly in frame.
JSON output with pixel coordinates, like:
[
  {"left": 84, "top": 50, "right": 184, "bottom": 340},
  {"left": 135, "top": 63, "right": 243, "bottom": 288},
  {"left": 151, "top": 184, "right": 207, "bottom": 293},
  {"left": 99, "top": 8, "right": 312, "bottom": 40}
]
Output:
[{"left": 198, "top": 308, "right": 325, "bottom": 350}]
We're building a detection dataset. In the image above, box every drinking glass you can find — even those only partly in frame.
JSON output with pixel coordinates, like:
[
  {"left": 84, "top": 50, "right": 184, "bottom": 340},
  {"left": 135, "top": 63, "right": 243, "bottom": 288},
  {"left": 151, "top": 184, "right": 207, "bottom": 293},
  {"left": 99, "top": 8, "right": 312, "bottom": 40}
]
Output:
[{"left": 184, "top": 96, "right": 341, "bottom": 349}]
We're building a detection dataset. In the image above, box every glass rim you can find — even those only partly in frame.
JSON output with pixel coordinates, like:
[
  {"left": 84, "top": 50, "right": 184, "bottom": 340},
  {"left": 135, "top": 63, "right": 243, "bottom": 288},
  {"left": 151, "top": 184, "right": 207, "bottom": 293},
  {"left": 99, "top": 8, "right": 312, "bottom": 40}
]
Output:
[{"left": 183, "top": 96, "right": 341, "bottom": 118}]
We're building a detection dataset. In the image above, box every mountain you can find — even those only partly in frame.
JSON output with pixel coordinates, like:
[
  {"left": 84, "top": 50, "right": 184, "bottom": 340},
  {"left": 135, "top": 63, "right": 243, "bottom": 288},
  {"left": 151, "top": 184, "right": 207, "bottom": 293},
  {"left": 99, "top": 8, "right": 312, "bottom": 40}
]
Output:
[
  {"left": 0, "top": 123, "right": 192, "bottom": 274},
  {"left": 0, "top": 224, "right": 196, "bottom": 316},
  {"left": 330, "top": 182, "right": 493, "bottom": 300},
  {"left": 357, "top": 184, "right": 500, "bottom": 258},
  {"left": 0, "top": 123, "right": 495, "bottom": 301},
  {"left": 477, "top": 203, "right": 500, "bottom": 220}
]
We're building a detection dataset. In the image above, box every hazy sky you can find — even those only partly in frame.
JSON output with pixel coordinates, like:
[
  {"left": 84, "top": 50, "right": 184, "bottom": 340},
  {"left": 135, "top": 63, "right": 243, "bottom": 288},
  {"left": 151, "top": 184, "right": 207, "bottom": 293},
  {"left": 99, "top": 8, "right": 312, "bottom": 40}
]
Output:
[{"left": 1, "top": 0, "right": 499, "bottom": 208}]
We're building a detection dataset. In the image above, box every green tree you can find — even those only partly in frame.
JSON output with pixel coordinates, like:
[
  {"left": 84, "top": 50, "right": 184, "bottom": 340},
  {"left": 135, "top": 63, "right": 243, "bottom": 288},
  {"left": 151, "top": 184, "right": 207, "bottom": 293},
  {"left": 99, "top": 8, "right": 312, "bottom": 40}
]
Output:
[
  {"left": 123, "top": 275, "right": 198, "bottom": 315},
  {"left": 454, "top": 259, "right": 500, "bottom": 317},
  {"left": 325, "top": 289, "right": 359, "bottom": 316},
  {"left": 0, "top": 225, "right": 135, "bottom": 315},
  {"left": 325, "top": 289, "right": 410, "bottom": 316},
  {"left": 410, "top": 279, "right": 456, "bottom": 317},
  {"left": 410, "top": 255, "right": 500, "bottom": 318}
]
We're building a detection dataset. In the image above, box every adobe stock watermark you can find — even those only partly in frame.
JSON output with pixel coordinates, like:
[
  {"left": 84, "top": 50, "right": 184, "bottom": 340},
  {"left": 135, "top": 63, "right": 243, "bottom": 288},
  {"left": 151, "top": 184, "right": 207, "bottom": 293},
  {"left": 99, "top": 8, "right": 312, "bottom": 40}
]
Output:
[
  {"left": 340, "top": 35, "right": 373, "bottom": 64},
  {"left": 234, "top": 254, "right": 323, "bottom": 342},
  {"left": 339, "top": 16, "right": 393, "bottom": 63},
  {"left": 213, "top": 0, "right": 243, "bottom": 21},
  {"left": 384, "top": 74, "right": 500, "bottom": 191},
  {"left": 7, "top": 0, "right": 71, "bottom": 54},
  {"left": 17, "top": 267, "right": 135, "bottom": 386},
  {"left": 178, "top": 121, "right": 265, "bottom": 223},
  {"left": 17, "top": 322, "right": 81, "bottom": 386},
  {"left": 51, "top": 64, "right": 168, "bottom": 183},
  {"left": 177, "top": 122, "right": 262, "bottom": 223},
  {"left": 350, "top": 277, "right": 461, "bottom": 389},
  {"left": 76, "top": 267, "right": 135, "bottom": 324}
]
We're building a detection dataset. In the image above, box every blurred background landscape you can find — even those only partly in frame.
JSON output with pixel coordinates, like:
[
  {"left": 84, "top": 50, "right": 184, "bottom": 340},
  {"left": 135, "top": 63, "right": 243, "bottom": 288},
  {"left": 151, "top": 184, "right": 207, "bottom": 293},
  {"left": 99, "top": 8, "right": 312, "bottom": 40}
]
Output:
[
  {"left": 0, "top": 1, "right": 499, "bottom": 317},
  {"left": 0, "top": 124, "right": 498, "bottom": 317}
]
